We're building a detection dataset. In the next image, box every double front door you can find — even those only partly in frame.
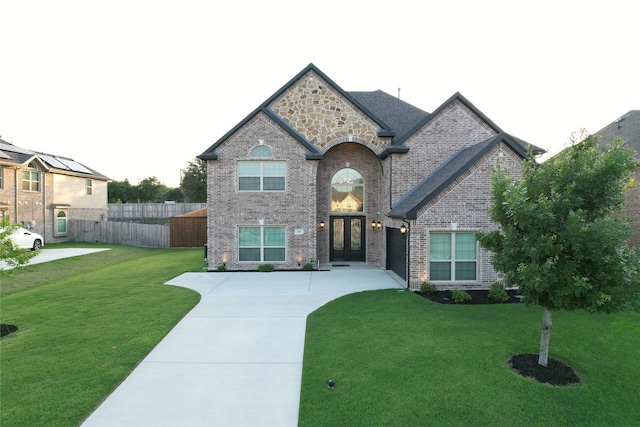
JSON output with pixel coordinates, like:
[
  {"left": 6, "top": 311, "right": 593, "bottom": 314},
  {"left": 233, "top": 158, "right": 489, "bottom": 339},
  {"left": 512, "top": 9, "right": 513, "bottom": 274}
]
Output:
[{"left": 330, "top": 216, "right": 365, "bottom": 262}]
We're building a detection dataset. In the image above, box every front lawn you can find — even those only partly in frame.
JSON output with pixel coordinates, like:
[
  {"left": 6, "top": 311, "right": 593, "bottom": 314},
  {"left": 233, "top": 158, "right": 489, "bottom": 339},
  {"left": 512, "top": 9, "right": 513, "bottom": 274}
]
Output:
[
  {"left": 299, "top": 289, "right": 640, "bottom": 426},
  {"left": 0, "top": 244, "right": 202, "bottom": 426}
]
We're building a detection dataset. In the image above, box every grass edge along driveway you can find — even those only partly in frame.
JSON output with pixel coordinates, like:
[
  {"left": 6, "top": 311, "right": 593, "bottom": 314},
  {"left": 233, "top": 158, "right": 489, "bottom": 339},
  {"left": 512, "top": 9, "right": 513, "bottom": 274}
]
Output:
[
  {"left": 299, "top": 289, "right": 640, "bottom": 427},
  {"left": 0, "top": 244, "right": 202, "bottom": 427}
]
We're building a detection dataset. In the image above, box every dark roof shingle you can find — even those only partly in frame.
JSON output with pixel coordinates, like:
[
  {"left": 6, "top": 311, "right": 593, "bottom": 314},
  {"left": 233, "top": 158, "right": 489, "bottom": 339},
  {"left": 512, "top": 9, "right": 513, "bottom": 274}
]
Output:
[{"left": 388, "top": 133, "right": 529, "bottom": 219}]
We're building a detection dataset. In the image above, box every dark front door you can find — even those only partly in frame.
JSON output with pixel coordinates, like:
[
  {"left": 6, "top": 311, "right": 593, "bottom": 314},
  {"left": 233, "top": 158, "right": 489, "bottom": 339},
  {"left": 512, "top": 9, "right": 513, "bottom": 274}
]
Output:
[{"left": 330, "top": 216, "right": 365, "bottom": 262}]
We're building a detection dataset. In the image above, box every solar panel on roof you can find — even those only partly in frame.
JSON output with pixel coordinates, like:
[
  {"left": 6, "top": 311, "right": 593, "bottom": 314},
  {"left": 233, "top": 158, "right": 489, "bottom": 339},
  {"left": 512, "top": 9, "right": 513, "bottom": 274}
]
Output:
[
  {"left": 0, "top": 150, "right": 13, "bottom": 160},
  {"left": 0, "top": 142, "right": 34, "bottom": 155},
  {"left": 39, "top": 154, "right": 71, "bottom": 170},
  {"left": 57, "top": 158, "right": 93, "bottom": 174}
]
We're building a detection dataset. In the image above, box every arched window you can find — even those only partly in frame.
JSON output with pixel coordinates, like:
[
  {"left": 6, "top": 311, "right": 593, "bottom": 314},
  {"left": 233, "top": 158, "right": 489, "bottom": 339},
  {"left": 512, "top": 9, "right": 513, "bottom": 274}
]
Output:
[
  {"left": 331, "top": 168, "right": 364, "bottom": 212},
  {"left": 22, "top": 162, "right": 40, "bottom": 192},
  {"left": 250, "top": 146, "right": 273, "bottom": 158},
  {"left": 56, "top": 211, "right": 67, "bottom": 235}
]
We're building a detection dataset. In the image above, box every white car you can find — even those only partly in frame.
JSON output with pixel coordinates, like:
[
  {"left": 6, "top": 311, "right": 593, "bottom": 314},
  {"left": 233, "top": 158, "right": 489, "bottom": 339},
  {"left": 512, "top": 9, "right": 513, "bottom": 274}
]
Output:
[{"left": 9, "top": 227, "right": 44, "bottom": 251}]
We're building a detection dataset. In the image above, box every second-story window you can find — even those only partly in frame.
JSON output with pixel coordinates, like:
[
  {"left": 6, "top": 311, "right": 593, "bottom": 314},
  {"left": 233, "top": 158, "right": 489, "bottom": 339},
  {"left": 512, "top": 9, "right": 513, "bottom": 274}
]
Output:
[
  {"left": 22, "top": 163, "right": 40, "bottom": 192},
  {"left": 238, "top": 146, "right": 285, "bottom": 192},
  {"left": 86, "top": 179, "right": 93, "bottom": 195}
]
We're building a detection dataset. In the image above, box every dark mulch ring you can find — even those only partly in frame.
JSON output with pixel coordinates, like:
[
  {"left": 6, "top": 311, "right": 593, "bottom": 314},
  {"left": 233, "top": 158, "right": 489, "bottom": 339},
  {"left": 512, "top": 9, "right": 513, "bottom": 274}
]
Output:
[
  {"left": 416, "top": 289, "right": 524, "bottom": 305},
  {"left": 1, "top": 323, "right": 19, "bottom": 337},
  {"left": 508, "top": 353, "right": 581, "bottom": 386},
  {"left": 416, "top": 291, "right": 581, "bottom": 386}
]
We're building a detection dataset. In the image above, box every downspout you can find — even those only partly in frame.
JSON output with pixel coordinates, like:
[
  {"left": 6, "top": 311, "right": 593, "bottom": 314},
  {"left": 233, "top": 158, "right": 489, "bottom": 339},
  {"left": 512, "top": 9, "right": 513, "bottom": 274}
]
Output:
[
  {"left": 14, "top": 166, "right": 19, "bottom": 223},
  {"left": 42, "top": 170, "right": 46, "bottom": 240},
  {"left": 403, "top": 219, "right": 411, "bottom": 289},
  {"left": 389, "top": 154, "right": 393, "bottom": 210}
]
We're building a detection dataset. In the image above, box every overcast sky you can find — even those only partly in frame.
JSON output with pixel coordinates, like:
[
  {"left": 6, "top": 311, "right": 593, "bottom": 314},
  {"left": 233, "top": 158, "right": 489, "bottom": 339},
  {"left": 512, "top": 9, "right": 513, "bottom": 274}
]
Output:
[{"left": 1, "top": 1, "right": 638, "bottom": 187}]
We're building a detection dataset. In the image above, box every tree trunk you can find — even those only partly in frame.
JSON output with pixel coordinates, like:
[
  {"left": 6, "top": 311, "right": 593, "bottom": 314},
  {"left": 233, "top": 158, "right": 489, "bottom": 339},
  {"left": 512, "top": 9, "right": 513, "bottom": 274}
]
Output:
[{"left": 538, "top": 307, "right": 552, "bottom": 367}]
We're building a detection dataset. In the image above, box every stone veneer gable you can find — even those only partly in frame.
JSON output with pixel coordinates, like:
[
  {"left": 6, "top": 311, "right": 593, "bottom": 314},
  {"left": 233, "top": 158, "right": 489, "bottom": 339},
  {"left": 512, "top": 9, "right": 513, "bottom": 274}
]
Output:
[{"left": 268, "top": 72, "right": 386, "bottom": 151}]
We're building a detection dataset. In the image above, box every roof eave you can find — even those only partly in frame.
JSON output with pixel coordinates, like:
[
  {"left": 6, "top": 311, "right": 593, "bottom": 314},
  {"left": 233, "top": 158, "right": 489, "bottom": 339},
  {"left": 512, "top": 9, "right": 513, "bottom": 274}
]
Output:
[{"left": 378, "top": 144, "right": 409, "bottom": 159}]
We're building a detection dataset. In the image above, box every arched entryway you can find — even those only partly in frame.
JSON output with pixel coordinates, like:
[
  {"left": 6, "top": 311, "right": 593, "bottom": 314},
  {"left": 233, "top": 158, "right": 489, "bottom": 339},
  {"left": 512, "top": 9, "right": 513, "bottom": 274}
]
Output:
[{"left": 316, "top": 143, "right": 384, "bottom": 264}]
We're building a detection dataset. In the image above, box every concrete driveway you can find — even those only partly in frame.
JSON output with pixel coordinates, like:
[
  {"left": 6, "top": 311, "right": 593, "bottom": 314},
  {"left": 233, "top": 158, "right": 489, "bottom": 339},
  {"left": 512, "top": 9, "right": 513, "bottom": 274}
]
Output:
[
  {"left": 81, "top": 266, "right": 404, "bottom": 427},
  {"left": 0, "top": 248, "right": 110, "bottom": 270}
]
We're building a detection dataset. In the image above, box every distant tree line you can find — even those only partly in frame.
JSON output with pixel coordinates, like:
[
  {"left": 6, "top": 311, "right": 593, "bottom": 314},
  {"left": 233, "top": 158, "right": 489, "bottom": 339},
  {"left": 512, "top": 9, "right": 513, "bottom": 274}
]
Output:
[{"left": 108, "top": 158, "right": 206, "bottom": 203}]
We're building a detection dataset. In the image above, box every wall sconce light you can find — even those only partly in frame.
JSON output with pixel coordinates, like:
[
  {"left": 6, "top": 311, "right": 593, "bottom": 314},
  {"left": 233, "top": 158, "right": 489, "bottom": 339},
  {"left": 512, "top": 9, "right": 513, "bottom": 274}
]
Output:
[
  {"left": 376, "top": 221, "right": 382, "bottom": 230},
  {"left": 400, "top": 224, "right": 407, "bottom": 234},
  {"left": 371, "top": 220, "right": 377, "bottom": 229},
  {"left": 319, "top": 220, "right": 325, "bottom": 229}
]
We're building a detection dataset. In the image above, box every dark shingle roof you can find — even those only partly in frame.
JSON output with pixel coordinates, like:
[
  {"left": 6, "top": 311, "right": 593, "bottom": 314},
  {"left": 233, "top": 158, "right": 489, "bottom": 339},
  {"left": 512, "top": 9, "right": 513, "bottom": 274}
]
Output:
[
  {"left": 347, "top": 90, "right": 429, "bottom": 143},
  {"left": 0, "top": 139, "right": 109, "bottom": 179},
  {"left": 199, "top": 63, "right": 545, "bottom": 161},
  {"left": 594, "top": 110, "right": 640, "bottom": 160},
  {"left": 388, "top": 133, "right": 529, "bottom": 219}
]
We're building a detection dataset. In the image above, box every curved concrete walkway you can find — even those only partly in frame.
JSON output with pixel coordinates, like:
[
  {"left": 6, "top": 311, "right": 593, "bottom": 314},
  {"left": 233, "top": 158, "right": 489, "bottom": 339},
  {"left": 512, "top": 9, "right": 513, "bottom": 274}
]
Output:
[{"left": 81, "top": 266, "right": 404, "bottom": 427}]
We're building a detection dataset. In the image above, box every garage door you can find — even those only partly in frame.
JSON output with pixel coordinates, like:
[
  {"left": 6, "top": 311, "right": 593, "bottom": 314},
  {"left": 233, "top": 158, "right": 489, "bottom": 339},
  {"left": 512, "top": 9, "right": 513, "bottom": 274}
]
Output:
[{"left": 386, "top": 227, "right": 406, "bottom": 280}]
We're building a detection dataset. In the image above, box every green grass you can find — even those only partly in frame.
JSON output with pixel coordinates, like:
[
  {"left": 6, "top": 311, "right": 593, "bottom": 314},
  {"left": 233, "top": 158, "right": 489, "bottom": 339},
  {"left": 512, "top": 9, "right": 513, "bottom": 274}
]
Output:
[
  {"left": 0, "top": 244, "right": 202, "bottom": 427},
  {"left": 299, "top": 290, "right": 640, "bottom": 427}
]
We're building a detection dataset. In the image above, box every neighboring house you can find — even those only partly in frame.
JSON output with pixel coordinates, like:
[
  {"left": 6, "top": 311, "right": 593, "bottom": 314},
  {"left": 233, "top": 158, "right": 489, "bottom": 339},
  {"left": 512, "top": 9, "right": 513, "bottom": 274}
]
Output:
[
  {"left": 594, "top": 110, "right": 640, "bottom": 248},
  {"left": 0, "top": 138, "right": 109, "bottom": 244},
  {"left": 199, "top": 64, "right": 544, "bottom": 289}
]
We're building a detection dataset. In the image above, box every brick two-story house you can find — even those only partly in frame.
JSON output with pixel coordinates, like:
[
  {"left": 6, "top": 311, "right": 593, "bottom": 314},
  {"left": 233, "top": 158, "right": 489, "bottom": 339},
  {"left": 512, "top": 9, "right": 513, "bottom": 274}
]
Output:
[
  {"left": 199, "top": 64, "right": 544, "bottom": 289},
  {"left": 594, "top": 110, "right": 640, "bottom": 248},
  {"left": 0, "top": 139, "right": 109, "bottom": 244}
]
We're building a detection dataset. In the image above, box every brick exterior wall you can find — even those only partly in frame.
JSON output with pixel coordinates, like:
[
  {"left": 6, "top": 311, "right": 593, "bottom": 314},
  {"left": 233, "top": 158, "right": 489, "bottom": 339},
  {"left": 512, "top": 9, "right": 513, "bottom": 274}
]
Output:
[
  {"left": 204, "top": 68, "right": 530, "bottom": 288},
  {"left": 626, "top": 167, "right": 640, "bottom": 248},
  {"left": 0, "top": 165, "right": 51, "bottom": 241},
  {"left": 390, "top": 100, "right": 497, "bottom": 206},
  {"left": 406, "top": 143, "right": 524, "bottom": 290},
  {"left": 206, "top": 112, "right": 319, "bottom": 270},
  {"left": 0, "top": 164, "right": 108, "bottom": 246},
  {"left": 315, "top": 143, "right": 385, "bottom": 266}
]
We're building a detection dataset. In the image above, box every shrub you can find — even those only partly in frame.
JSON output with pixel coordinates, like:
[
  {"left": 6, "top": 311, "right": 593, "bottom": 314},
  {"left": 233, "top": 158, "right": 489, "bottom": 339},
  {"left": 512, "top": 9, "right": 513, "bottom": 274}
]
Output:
[
  {"left": 217, "top": 265, "right": 225, "bottom": 272},
  {"left": 302, "top": 263, "right": 313, "bottom": 271},
  {"left": 488, "top": 283, "right": 510, "bottom": 302},
  {"left": 420, "top": 282, "right": 437, "bottom": 294},
  {"left": 452, "top": 289, "right": 472, "bottom": 303},
  {"left": 258, "top": 264, "right": 274, "bottom": 272}
]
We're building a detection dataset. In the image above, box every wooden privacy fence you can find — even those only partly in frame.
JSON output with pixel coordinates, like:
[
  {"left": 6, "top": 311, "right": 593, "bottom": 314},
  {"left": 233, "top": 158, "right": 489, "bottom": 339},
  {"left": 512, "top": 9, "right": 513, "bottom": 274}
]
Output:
[
  {"left": 170, "top": 216, "right": 207, "bottom": 247},
  {"left": 69, "top": 219, "right": 170, "bottom": 248},
  {"left": 108, "top": 203, "right": 206, "bottom": 219}
]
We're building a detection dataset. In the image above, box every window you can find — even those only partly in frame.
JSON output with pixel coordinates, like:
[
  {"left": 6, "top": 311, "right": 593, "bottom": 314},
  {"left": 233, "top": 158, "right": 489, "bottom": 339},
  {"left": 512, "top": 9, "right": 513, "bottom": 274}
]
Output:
[
  {"left": 239, "top": 226, "right": 285, "bottom": 262},
  {"left": 430, "top": 232, "right": 477, "bottom": 281},
  {"left": 56, "top": 211, "right": 68, "bottom": 235},
  {"left": 250, "top": 146, "right": 273, "bottom": 158},
  {"left": 0, "top": 166, "right": 3, "bottom": 189},
  {"left": 22, "top": 163, "right": 40, "bottom": 191},
  {"left": 86, "top": 179, "right": 93, "bottom": 195},
  {"left": 238, "top": 161, "right": 285, "bottom": 191},
  {"left": 331, "top": 168, "right": 364, "bottom": 212}
]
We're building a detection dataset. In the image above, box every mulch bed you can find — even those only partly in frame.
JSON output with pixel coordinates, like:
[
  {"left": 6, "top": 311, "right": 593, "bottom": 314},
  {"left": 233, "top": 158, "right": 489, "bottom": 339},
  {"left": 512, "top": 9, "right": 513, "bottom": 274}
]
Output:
[
  {"left": 1, "top": 323, "right": 18, "bottom": 337},
  {"left": 415, "top": 289, "right": 581, "bottom": 386},
  {"left": 416, "top": 289, "right": 523, "bottom": 304}
]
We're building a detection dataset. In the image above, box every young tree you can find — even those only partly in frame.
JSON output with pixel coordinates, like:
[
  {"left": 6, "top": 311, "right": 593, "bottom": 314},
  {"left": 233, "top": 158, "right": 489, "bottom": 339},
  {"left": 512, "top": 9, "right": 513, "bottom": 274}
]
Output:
[
  {"left": 478, "top": 133, "right": 640, "bottom": 367},
  {"left": 0, "top": 216, "right": 37, "bottom": 272},
  {"left": 180, "top": 158, "right": 207, "bottom": 202}
]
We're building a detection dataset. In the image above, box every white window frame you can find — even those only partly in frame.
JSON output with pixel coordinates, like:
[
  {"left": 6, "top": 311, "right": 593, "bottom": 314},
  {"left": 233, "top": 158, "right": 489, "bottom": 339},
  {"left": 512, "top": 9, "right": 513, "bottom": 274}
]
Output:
[
  {"left": 22, "top": 163, "right": 41, "bottom": 192},
  {"left": 429, "top": 232, "right": 478, "bottom": 281},
  {"left": 55, "top": 209, "right": 68, "bottom": 236},
  {"left": 86, "top": 179, "right": 93, "bottom": 195}
]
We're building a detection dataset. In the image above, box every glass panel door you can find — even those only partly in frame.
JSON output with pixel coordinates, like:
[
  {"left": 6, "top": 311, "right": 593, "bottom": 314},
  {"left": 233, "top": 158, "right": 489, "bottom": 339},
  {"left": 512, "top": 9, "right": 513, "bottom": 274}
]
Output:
[{"left": 330, "top": 216, "right": 365, "bottom": 262}]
